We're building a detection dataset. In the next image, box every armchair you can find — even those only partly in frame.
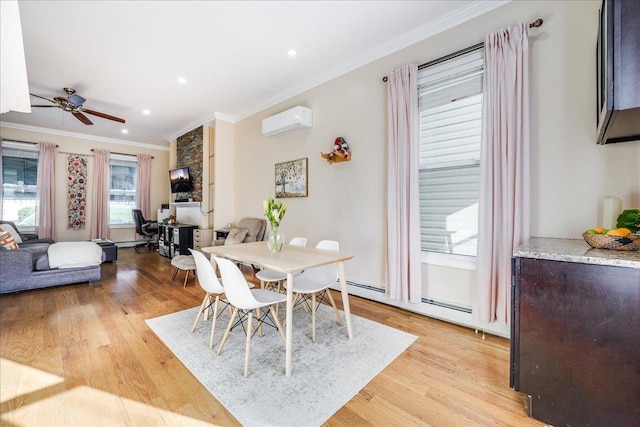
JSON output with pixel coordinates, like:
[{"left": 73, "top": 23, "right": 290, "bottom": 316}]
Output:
[
  {"left": 132, "top": 209, "right": 159, "bottom": 251},
  {"left": 214, "top": 217, "right": 266, "bottom": 246}
]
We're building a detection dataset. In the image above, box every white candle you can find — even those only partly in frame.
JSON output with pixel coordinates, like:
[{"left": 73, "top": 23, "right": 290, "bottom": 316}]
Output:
[{"left": 602, "top": 196, "right": 622, "bottom": 230}]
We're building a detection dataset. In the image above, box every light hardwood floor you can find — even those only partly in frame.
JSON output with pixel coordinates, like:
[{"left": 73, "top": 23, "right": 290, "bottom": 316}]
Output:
[{"left": 0, "top": 248, "right": 543, "bottom": 426}]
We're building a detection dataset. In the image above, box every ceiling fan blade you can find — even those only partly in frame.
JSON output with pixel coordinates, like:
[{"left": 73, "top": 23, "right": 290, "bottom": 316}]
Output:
[
  {"left": 29, "top": 93, "right": 56, "bottom": 104},
  {"left": 72, "top": 112, "right": 93, "bottom": 125},
  {"left": 31, "top": 105, "right": 59, "bottom": 107},
  {"left": 83, "top": 109, "right": 126, "bottom": 124}
]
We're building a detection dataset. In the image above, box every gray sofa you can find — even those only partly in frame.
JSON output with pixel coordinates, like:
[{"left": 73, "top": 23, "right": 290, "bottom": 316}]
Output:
[{"left": 0, "top": 221, "right": 101, "bottom": 294}]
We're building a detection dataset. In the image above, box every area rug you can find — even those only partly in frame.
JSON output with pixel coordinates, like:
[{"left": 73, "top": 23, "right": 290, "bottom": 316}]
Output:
[{"left": 146, "top": 304, "right": 417, "bottom": 427}]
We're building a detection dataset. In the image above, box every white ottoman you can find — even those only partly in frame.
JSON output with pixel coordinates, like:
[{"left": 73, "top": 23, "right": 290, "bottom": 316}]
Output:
[{"left": 170, "top": 255, "right": 196, "bottom": 288}]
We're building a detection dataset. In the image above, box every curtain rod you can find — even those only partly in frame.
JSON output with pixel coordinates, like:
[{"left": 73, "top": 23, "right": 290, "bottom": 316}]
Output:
[
  {"left": 59, "top": 151, "right": 91, "bottom": 157},
  {"left": 1, "top": 138, "right": 59, "bottom": 148},
  {"left": 382, "top": 18, "right": 543, "bottom": 82},
  {"left": 90, "top": 148, "right": 154, "bottom": 159}
]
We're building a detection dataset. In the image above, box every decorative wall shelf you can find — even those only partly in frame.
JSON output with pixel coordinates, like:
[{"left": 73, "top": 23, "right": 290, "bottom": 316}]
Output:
[
  {"left": 322, "top": 136, "right": 351, "bottom": 164},
  {"left": 321, "top": 150, "right": 351, "bottom": 164}
]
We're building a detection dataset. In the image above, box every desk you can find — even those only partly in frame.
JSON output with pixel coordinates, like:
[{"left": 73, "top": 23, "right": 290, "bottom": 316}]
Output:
[{"left": 202, "top": 241, "right": 354, "bottom": 376}]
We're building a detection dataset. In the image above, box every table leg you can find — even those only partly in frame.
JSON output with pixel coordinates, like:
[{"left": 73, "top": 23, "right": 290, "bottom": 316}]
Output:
[
  {"left": 285, "top": 272, "right": 294, "bottom": 376},
  {"left": 337, "top": 261, "right": 353, "bottom": 339}
]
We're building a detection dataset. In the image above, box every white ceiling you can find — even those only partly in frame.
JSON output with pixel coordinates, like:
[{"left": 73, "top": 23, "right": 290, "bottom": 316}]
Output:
[{"left": 0, "top": 1, "right": 507, "bottom": 147}]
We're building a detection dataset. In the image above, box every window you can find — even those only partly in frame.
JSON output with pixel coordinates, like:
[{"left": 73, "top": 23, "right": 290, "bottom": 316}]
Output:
[
  {"left": 1, "top": 141, "right": 39, "bottom": 228},
  {"left": 418, "top": 47, "right": 483, "bottom": 257},
  {"left": 109, "top": 154, "right": 137, "bottom": 225}
]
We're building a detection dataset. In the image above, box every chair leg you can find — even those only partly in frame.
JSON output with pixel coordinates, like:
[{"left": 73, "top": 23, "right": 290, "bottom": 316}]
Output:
[
  {"left": 297, "top": 293, "right": 310, "bottom": 313},
  {"left": 209, "top": 296, "right": 220, "bottom": 349},
  {"left": 257, "top": 307, "right": 264, "bottom": 338},
  {"left": 269, "top": 306, "right": 286, "bottom": 343},
  {"left": 172, "top": 267, "right": 179, "bottom": 281},
  {"left": 191, "top": 293, "right": 210, "bottom": 332},
  {"left": 244, "top": 311, "right": 253, "bottom": 377},
  {"left": 183, "top": 270, "right": 190, "bottom": 288},
  {"left": 325, "top": 289, "right": 344, "bottom": 326},
  {"left": 217, "top": 307, "right": 238, "bottom": 355}
]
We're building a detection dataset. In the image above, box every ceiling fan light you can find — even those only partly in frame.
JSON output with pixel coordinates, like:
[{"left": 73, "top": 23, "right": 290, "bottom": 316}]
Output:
[{"left": 67, "top": 94, "right": 85, "bottom": 107}]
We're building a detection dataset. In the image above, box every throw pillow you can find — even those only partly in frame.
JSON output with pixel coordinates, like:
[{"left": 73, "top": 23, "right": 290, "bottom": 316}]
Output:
[
  {"left": 0, "top": 228, "right": 19, "bottom": 250},
  {"left": 224, "top": 228, "right": 248, "bottom": 245},
  {"left": 0, "top": 223, "right": 23, "bottom": 243}
]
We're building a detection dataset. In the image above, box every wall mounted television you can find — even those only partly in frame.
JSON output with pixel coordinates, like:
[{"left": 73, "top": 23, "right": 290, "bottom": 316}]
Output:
[{"left": 169, "top": 167, "right": 193, "bottom": 193}]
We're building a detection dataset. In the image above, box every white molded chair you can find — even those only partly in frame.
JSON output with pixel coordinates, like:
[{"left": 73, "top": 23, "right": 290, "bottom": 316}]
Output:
[
  {"left": 255, "top": 236, "right": 307, "bottom": 292},
  {"left": 189, "top": 249, "right": 229, "bottom": 349},
  {"left": 284, "top": 240, "right": 344, "bottom": 342},
  {"left": 213, "top": 256, "right": 287, "bottom": 377}
]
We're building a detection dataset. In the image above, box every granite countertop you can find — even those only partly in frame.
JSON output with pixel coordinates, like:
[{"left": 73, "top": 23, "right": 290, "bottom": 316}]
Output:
[{"left": 513, "top": 237, "right": 640, "bottom": 269}]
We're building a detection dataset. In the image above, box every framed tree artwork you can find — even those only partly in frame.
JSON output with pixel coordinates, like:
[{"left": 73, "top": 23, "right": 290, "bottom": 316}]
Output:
[{"left": 275, "top": 158, "right": 308, "bottom": 198}]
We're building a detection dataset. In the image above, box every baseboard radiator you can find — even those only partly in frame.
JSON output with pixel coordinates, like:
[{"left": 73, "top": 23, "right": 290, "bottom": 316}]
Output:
[{"left": 345, "top": 280, "right": 472, "bottom": 314}]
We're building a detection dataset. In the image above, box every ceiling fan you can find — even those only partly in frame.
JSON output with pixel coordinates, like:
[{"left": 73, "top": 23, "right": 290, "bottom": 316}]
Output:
[{"left": 30, "top": 87, "right": 125, "bottom": 125}]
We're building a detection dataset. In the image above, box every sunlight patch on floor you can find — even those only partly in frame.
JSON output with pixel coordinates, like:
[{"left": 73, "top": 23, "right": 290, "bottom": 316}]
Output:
[{"left": 1, "top": 358, "right": 220, "bottom": 426}]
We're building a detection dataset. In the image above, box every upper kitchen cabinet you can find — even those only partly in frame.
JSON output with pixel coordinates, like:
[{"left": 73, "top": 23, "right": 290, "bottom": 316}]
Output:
[{"left": 596, "top": 0, "right": 640, "bottom": 144}]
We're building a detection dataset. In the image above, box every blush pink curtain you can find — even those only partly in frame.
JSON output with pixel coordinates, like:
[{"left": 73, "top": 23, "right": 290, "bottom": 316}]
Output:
[
  {"left": 474, "top": 22, "right": 530, "bottom": 325},
  {"left": 386, "top": 64, "right": 422, "bottom": 304},
  {"left": 0, "top": 140, "right": 3, "bottom": 216},
  {"left": 136, "top": 154, "right": 152, "bottom": 219},
  {"left": 36, "top": 142, "right": 57, "bottom": 239},
  {"left": 91, "top": 149, "right": 110, "bottom": 239}
]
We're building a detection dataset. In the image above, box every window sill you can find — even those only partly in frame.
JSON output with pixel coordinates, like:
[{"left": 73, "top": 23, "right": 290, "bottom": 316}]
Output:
[
  {"left": 421, "top": 251, "right": 476, "bottom": 271},
  {"left": 109, "top": 224, "right": 135, "bottom": 229}
]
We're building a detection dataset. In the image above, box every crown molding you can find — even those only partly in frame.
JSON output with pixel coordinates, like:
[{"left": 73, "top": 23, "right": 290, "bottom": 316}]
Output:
[
  {"left": 0, "top": 121, "right": 170, "bottom": 151},
  {"left": 165, "top": 111, "right": 236, "bottom": 142},
  {"left": 232, "top": 0, "right": 510, "bottom": 122}
]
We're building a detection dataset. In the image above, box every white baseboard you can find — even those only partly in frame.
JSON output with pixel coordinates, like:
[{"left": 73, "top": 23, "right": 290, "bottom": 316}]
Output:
[
  {"left": 115, "top": 240, "right": 154, "bottom": 248},
  {"left": 331, "top": 280, "right": 510, "bottom": 339}
]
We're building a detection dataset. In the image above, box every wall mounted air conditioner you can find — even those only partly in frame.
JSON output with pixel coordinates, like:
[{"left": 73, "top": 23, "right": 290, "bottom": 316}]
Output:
[{"left": 262, "top": 106, "right": 312, "bottom": 137}]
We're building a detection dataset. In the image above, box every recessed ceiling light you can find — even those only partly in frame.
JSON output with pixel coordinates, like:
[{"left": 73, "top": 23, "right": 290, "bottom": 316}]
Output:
[
  {"left": 121, "top": 129, "right": 128, "bottom": 134},
  {"left": 288, "top": 50, "right": 296, "bottom": 57},
  {"left": 177, "top": 77, "right": 187, "bottom": 84},
  {"left": 142, "top": 109, "right": 151, "bottom": 116}
]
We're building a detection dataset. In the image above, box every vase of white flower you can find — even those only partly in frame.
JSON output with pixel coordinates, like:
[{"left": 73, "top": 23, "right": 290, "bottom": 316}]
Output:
[
  {"left": 266, "top": 228, "right": 285, "bottom": 253},
  {"left": 263, "top": 197, "right": 287, "bottom": 253}
]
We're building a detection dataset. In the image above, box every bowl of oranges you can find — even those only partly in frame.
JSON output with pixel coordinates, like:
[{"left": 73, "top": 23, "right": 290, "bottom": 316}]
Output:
[{"left": 583, "top": 227, "right": 639, "bottom": 251}]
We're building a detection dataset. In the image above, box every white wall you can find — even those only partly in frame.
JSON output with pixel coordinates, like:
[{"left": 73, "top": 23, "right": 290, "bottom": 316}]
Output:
[
  {"left": 231, "top": 0, "right": 640, "bottom": 335},
  {"left": 0, "top": 126, "right": 170, "bottom": 243}
]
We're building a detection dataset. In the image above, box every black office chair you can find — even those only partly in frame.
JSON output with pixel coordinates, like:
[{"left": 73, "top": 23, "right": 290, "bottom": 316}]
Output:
[{"left": 132, "top": 209, "right": 159, "bottom": 252}]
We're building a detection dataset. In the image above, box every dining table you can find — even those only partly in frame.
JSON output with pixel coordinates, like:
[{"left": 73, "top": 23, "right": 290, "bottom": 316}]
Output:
[{"left": 202, "top": 241, "right": 354, "bottom": 376}]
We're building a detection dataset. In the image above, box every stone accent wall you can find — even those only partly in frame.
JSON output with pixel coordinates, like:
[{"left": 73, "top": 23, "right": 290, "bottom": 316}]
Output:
[{"left": 176, "top": 126, "right": 203, "bottom": 202}]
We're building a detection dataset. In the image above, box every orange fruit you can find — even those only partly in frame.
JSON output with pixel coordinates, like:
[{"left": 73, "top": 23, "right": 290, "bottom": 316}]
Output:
[
  {"left": 606, "top": 228, "right": 628, "bottom": 237},
  {"left": 594, "top": 227, "right": 606, "bottom": 234},
  {"left": 615, "top": 228, "right": 631, "bottom": 235}
]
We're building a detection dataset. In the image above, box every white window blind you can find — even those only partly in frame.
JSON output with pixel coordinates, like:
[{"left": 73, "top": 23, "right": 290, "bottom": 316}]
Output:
[{"left": 418, "top": 47, "right": 483, "bottom": 256}]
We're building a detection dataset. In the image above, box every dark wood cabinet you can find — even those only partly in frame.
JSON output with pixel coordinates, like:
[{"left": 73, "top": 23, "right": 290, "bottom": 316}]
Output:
[
  {"left": 596, "top": 0, "right": 640, "bottom": 144},
  {"left": 511, "top": 256, "right": 640, "bottom": 426},
  {"left": 158, "top": 224, "right": 198, "bottom": 258}
]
